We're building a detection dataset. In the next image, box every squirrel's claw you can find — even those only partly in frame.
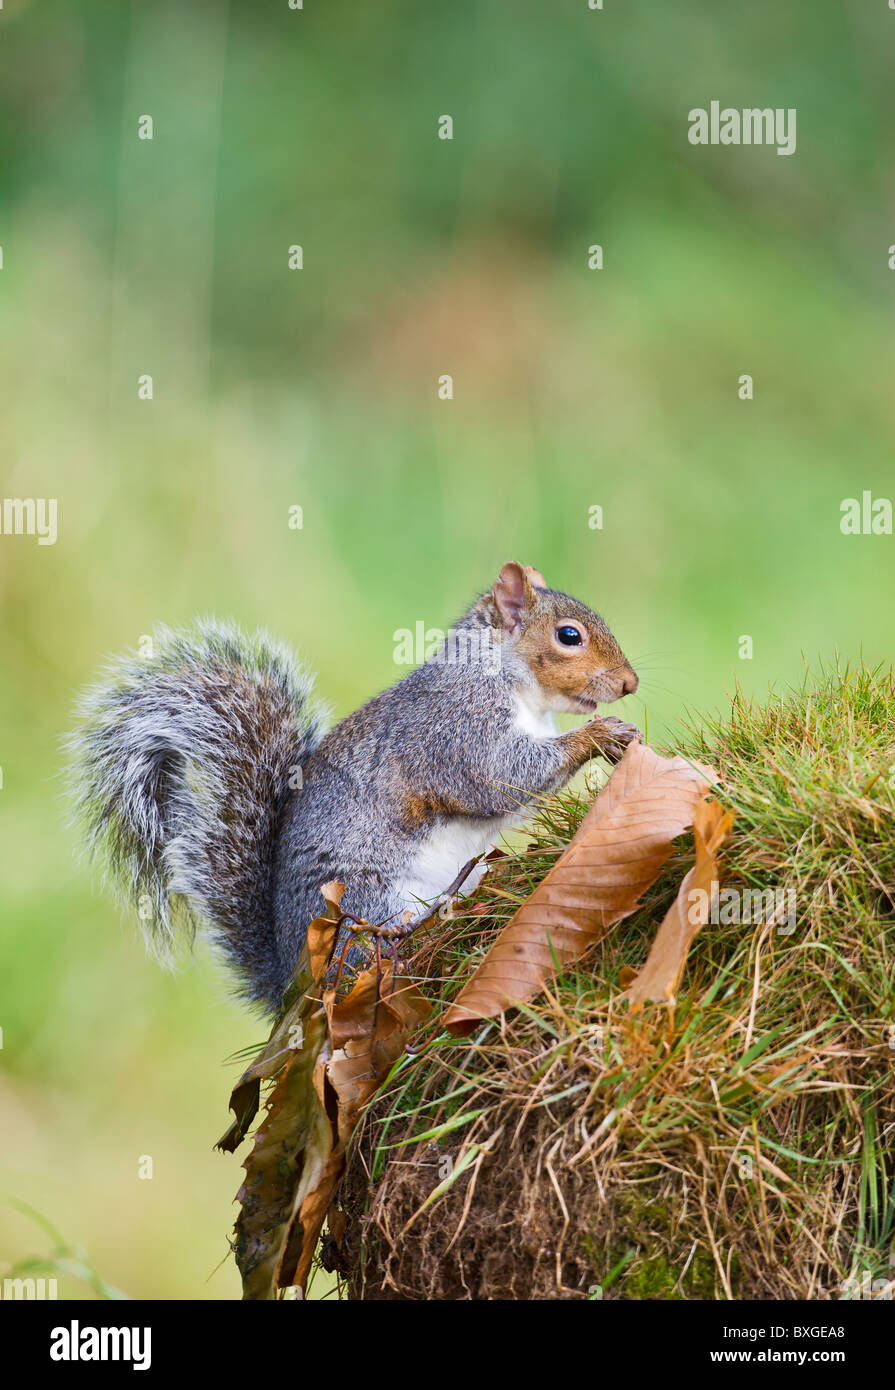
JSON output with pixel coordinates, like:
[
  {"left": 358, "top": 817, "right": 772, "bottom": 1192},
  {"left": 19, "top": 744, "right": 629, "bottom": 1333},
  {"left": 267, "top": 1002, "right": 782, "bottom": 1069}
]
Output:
[{"left": 595, "top": 716, "right": 644, "bottom": 764}]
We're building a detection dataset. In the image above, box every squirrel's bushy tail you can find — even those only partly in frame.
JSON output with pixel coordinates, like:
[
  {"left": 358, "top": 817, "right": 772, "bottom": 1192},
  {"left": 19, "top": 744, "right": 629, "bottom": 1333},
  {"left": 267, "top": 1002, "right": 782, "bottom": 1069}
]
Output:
[{"left": 68, "top": 619, "right": 327, "bottom": 1009}]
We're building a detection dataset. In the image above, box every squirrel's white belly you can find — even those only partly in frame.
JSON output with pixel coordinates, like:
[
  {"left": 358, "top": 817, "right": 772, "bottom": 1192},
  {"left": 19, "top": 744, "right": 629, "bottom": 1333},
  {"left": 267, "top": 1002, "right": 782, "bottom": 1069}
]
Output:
[
  {"left": 393, "top": 697, "right": 556, "bottom": 913},
  {"left": 394, "top": 814, "right": 517, "bottom": 912},
  {"left": 511, "top": 692, "right": 558, "bottom": 739}
]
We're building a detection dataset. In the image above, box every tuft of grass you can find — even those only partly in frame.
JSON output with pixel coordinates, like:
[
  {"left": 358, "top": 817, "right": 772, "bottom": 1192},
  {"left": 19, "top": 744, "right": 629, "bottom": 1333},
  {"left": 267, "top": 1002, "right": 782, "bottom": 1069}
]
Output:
[{"left": 338, "top": 663, "right": 895, "bottom": 1300}]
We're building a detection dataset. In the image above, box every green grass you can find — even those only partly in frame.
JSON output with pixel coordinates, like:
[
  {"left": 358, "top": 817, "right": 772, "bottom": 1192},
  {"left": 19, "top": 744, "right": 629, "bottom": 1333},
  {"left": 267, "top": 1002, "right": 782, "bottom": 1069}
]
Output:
[{"left": 340, "top": 665, "right": 895, "bottom": 1300}]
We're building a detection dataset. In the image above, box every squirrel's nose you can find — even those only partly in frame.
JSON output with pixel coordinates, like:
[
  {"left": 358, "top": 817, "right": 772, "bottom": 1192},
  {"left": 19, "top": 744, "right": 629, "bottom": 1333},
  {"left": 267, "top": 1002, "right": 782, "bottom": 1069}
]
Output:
[{"left": 620, "top": 669, "right": 639, "bottom": 696}]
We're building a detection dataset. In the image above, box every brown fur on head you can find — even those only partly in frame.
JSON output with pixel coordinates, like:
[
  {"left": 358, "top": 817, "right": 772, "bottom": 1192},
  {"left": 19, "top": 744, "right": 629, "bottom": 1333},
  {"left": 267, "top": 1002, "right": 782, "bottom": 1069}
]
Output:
[{"left": 491, "top": 561, "right": 638, "bottom": 712}]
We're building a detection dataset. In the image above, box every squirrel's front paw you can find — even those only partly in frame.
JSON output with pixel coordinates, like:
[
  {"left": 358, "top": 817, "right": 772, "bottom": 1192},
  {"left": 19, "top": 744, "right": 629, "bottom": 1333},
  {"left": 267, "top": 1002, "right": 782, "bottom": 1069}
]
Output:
[{"left": 594, "top": 716, "right": 644, "bottom": 764}]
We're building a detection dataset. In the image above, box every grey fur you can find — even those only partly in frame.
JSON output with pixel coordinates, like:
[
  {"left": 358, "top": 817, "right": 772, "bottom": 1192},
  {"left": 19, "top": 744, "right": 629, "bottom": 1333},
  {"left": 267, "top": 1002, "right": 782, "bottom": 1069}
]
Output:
[
  {"left": 68, "top": 619, "right": 327, "bottom": 1009},
  {"left": 69, "top": 582, "right": 639, "bottom": 1015},
  {"left": 271, "top": 638, "right": 568, "bottom": 989}
]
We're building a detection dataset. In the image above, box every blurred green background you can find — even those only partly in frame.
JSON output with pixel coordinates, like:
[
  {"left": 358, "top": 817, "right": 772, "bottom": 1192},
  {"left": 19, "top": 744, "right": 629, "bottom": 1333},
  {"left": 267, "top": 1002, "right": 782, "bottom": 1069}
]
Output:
[{"left": 1, "top": 0, "right": 894, "bottom": 1299}]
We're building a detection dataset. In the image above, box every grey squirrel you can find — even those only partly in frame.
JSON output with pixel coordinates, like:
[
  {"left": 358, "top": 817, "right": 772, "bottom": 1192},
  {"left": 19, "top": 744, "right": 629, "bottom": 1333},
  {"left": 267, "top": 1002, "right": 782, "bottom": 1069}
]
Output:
[{"left": 70, "top": 562, "right": 641, "bottom": 1015}]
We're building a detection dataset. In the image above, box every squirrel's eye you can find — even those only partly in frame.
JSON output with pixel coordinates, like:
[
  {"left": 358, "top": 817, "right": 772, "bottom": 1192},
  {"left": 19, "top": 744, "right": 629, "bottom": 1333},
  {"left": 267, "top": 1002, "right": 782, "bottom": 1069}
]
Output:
[{"left": 555, "top": 625, "right": 582, "bottom": 647}]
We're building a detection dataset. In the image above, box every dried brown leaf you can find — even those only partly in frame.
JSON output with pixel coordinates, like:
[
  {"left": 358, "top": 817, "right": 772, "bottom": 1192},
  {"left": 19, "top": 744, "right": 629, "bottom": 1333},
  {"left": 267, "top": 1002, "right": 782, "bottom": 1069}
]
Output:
[
  {"left": 626, "top": 799, "right": 735, "bottom": 1008},
  {"left": 235, "top": 1006, "right": 331, "bottom": 1300},
  {"left": 286, "top": 964, "right": 430, "bottom": 1292},
  {"left": 231, "top": 884, "right": 346, "bottom": 1298},
  {"left": 443, "top": 741, "right": 717, "bottom": 1035},
  {"left": 216, "top": 882, "right": 345, "bottom": 1153},
  {"left": 226, "top": 880, "right": 430, "bottom": 1298}
]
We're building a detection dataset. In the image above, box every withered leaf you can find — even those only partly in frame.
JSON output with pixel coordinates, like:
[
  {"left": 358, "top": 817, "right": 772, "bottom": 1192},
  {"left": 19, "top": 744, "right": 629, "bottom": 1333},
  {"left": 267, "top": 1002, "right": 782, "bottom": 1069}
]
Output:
[
  {"left": 235, "top": 1006, "right": 331, "bottom": 1300},
  {"left": 282, "top": 962, "right": 430, "bottom": 1294},
  {"left": 216, "top": 882, "right": 345, "bottom": 1153},
  {"left": 443, "top": 741, "right": 717, "bottom": 1035},
  {"left": 231, "top": 884, "right": 345, "bottom": 1297},
  {"left": 226, "top": 879, "right": 430, "bottom": 1299},
  {"left": 327, "top": 966, "right": 430, "bottom": 1144},
  {"left": 626, "top": 799, "right": 735, "bottom": 1008}
]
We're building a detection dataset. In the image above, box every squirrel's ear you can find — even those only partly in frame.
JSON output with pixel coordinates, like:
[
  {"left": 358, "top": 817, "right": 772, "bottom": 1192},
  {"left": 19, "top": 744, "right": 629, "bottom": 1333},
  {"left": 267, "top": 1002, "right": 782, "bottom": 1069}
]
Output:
[
  {"left": 493, "top": 562, "right": 537, "bottom": 634},
  {"left": 524, "top": 566, "right": 547, "bottom": 590}
]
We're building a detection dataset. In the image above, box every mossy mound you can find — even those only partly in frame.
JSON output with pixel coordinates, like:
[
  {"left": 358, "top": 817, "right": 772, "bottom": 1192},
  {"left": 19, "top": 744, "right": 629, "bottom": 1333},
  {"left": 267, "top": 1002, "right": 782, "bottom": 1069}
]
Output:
[{"left": 336, "top": 666, "right": 895, "bottom": 1300}]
